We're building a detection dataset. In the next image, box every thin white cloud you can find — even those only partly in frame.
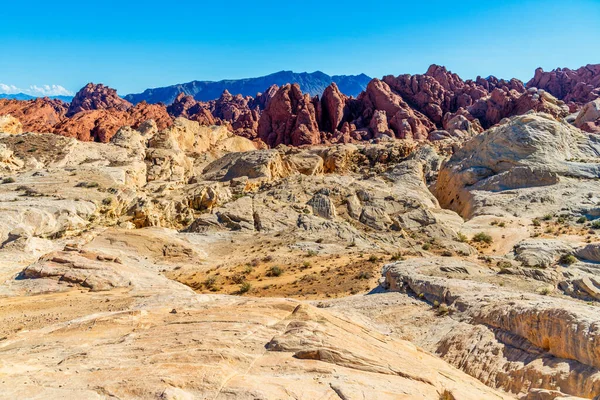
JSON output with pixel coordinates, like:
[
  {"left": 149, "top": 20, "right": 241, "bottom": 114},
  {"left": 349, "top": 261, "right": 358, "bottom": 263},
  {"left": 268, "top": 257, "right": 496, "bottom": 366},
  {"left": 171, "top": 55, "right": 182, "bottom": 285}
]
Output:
[
  {"left": 0, "top": 83, "right": 74, "bottom": 97},
  {"left": 0, "top": 84, "right": 20, "bottom": 94},
  {"left": 27, "top": 84, "right": 73, "bottom": 96}
]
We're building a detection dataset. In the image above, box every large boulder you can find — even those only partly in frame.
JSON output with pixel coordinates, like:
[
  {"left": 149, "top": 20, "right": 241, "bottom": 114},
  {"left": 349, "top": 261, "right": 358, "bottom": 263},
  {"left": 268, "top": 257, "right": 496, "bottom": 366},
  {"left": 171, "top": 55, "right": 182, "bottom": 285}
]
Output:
[
  {"left": 574, "top": 98, "right": 600, "bottom": 133},
  {"left": 436, "top": 113, "right": 600, "bottom": 218}
]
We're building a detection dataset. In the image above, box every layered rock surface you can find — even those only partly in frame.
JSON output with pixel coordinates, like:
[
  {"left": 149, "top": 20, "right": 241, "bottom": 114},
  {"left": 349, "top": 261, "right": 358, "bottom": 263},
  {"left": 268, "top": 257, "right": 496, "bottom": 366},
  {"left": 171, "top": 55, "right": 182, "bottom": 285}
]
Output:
[
  {"left": 435, "top": 113, "right": 600, "bottom": 219},
  {"left": 2, "top": 102, "right": 600, "bottom": 400}
]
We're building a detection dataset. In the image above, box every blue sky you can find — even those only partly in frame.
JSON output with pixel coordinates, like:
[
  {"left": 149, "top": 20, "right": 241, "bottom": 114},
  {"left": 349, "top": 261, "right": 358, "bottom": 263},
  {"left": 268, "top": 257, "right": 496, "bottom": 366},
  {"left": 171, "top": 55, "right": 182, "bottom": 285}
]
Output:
[{"left": 1, "top": 0, "right": 599, "bottom": 96}]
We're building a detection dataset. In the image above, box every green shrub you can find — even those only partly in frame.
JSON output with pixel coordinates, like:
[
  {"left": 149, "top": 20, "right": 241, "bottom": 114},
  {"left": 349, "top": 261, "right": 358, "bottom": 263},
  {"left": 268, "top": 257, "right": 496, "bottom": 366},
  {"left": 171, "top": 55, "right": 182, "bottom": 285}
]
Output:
[
  {"left": 591, "top": 220, "right": 600, "bottom": 229},
  {"left": 457, "top": 232, "right": 468, "bottom": 242},
  {"left": 559, "top": 254, "right": 578, "bottom": 265},
  {"left": 390, "top": 252, "right": 404, "bottom": 261},
  {"left": 239, "top": 282, "right": 252, "bottom": 294},
  {"left": 532, "top": 219, "right": 541, "bottom": 227},
  {"left": 472, "top": 232, "right": 493, "bottom": 244},
  {"left": 356, "top": 271, "right": 372, "bottom": 280},
  {"left": 542, "top": 214, "right": 553, "bottom": 221},
  {"left": 76, "top": 181, "right": 100, "bottom": 189},
  {"left": 422, "top": 243, "right": 431, "bottom": 251},
  {"left": 577, "top": 216, "right": 587, "bottom": 224},
  {"left": 1, "top": 177, "right": 15, "bottom": 184},
  {"left": 539, "top": 286, "right": 553, "bottom": 295},
  {"left": 266, "top": 266, "right": 284, "bottom": 277},
  {"left": 204, "top": 276, "right": 217, "bottom": 288},
  {"left": 231, "top": 273, "right": 246, "bottom": 284},
  {"left": 437, "top": 303, "right": 450, "bottom": 316}
]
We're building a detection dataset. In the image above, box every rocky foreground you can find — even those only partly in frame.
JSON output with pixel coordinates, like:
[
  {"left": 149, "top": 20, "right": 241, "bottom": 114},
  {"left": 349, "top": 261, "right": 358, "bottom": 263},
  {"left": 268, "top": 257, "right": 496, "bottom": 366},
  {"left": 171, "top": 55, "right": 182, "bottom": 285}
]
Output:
[{"left": 1, "top": 97, "right": 600, "bottom": 397}]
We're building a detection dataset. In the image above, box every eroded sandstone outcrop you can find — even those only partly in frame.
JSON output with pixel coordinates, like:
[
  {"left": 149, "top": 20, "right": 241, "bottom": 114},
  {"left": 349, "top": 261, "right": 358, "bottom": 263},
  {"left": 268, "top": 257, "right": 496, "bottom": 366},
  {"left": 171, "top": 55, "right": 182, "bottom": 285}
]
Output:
[
  {"left": 0, "top": 114, "right": 23, "bottom": 134},
  {"left": 435, "top": 113, "right": 600, "bottom": 218},
  {"left": 382, "top": 258, "right": 600, "bottom": 398}
]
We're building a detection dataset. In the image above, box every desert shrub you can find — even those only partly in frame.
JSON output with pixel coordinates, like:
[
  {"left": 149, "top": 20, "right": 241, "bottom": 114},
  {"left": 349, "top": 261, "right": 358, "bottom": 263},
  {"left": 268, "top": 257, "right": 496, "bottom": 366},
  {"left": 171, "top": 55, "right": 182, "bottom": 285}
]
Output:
[
  {"left": 472, "top": 232, "right": 493, "bottom": 244},
  {"left": 422, "top": 243, "right": 431, "bottom": 251},
  {"left": 204, "top": 276, "right": 217, "bottom": 288},
  {"left": 559, "top": 254, "right": 578, "bottom": 265},
  {"left": 300, "top": 274, "right": 318, "bottom": 283},
  {"left": 266, "top": 266, "right": 284, "bottom": 277},
  {"left": 577, "top": 216, "right": 587, "bottom": 224},
  {"left": 76, "top": 181, "right": 100, "bottom": 189},
  {"left": 437, "top": 303, "right": 450, "bottom": 316},
  {"left": 591, "top": 220, "right": 600, "bottom": 229},
  {"left": 539, "top": 286, "right": 553, "bottom": 295},
  {"left": 368, "top": 255, "right": 379, "bottom": 262},
  {"left": 532, "top": 219, "right": 541, "bottom": 227},
  {"left": 1, "top": 177, "right": 15, "bottom": 184},
  {"left": 390, "top": 252, "right": 404, "bottom": 261},
  {"left": 239, "top": 282, "right": 252, "bottom": 294},
  {"left": 457, "top": 232, "right": 468, "bottom": 242},
  {"left": 231, "top": 273, "right": 246, "bottom": 284},
  {"left": 496, "top": 261, "right": 512, "bottom": 270},
  {"left": 356, "top": 271, "right": 372, "bottom": 280}
]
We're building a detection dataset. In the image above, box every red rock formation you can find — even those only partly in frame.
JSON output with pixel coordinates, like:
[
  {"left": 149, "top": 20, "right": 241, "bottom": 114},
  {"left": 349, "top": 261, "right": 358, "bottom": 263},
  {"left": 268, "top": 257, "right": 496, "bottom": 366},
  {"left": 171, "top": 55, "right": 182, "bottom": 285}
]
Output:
[
  {"left": 359, "top": 79, "right": 434, "bottom": 140},
  {"left": 166, "top": 94, "right": 201, "bottom": 119},
  {"left": 167, "top": 90, "right": 267, "bottom": 139},
  {"left": 67, "top": 83, "right": 132, "bottom": 117},
  {"left": 212, "top": 90, "right": 260, "bottom": 135},
  {"left": 3, "top": 64, "right": 597, "bottom": 148},
  {"left": 469, "top": 87, "right": 569, "bottom": 128},
  {"left": 253, "top": 85, "right": 279, "bottom": 110},
  {"left": 0, "top": 98, "right": 68, "bottom": 133},
  {"left": 54, "top": 110, "right": 130, "bottom": 142},
  {"left": 257, "top": 84, "right": 321, "bottom": 147},
  {"left": 128, "top": 102, "right": 172, "bottom": 131},
  {"left": 526, "top": 64, "right": 600, "bottom": 104},
  {"left": 476, "top": 76, "right": 525, "bottom": 93},
  {"left": 382, "top": 65, "right": 492, "bottom": 125},
  {"left": 369, "top": 110, "right": 392, "bottom": 138}
]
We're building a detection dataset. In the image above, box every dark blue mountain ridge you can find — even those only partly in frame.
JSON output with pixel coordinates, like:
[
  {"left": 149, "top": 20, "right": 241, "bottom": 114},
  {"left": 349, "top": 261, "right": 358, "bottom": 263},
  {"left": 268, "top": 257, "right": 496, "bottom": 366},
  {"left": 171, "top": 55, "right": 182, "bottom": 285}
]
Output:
[
  {"left": 0, "top": 93, "right": 73, "bottom": 102},
  {"left": 123, "top": 70, "right": 372, "bottom": 105}
]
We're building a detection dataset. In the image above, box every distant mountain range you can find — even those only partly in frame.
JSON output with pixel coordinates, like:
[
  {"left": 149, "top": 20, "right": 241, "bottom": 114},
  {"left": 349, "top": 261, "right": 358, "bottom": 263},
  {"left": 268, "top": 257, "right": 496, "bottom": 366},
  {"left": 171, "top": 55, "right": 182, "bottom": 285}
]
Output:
[
  {"left": 0, "top": 93, "right": 73, "bottom": 102},
  {"left": 124, "top": 71, "right": 372, "bottom": 105}
]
